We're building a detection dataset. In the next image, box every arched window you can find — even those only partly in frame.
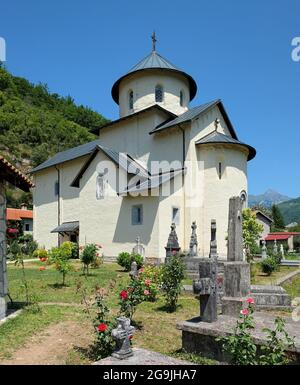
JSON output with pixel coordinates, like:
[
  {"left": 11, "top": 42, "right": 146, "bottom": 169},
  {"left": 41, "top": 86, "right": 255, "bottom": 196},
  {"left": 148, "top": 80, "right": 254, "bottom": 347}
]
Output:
[
  {"left": 129, "top": 90, "right": 134, "bottom": 110},
  {"left": 240, "top": 190, "right": 247, "bottom": 208},
  {"left": 180, "top": 90, "right": 184, "bottom": 107},
  {"left": 155, "top": 85, "right": 163, "bottom": 102}
]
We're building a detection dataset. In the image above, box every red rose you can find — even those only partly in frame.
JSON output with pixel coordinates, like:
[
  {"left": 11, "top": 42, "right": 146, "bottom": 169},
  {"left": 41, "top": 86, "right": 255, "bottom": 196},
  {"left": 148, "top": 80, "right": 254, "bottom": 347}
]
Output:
[
  {"left": 240, "top": 309, "right": 249, "bottom": 316},
  {"left": 97, "top": 323, "right": 108, "bottom": 332},
  {"left": 120, "top": 290, "right": 128, "bottom": 300},
  {"left": 246, "top": 297, "right": 254, "bottom": 304}
]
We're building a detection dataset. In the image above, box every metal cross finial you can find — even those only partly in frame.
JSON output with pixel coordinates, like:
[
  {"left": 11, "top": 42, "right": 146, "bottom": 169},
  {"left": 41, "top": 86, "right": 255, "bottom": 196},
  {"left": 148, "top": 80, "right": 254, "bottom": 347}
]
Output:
[
  {"left": 214, "top": 118, "right": 220, "bottom": 132},
  {"left": 151, "top": 31, "right": 157, "bottom": 52}
]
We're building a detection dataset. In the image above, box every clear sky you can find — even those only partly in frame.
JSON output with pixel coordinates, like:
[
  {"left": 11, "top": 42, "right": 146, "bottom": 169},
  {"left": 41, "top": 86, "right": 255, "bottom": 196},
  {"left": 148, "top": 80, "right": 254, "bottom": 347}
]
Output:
[{"left": 1, "top": 0, "right": 299, "bottom": 197}]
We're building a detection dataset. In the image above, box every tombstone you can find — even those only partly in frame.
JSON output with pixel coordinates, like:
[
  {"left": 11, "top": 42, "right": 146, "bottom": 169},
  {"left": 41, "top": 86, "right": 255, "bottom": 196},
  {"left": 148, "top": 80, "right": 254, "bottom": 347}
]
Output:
[
  {"left": 193, "top": 220, "right": 218, "bottom": 323},
  {"left": 261, "top": 240, "right": 268, "bottom": 260},
  {"left": 111, "top": 316, "right": 135, "bottom": 359},
  {"left": 222, "top": 197, "right": 251, "bottom": 316},
  {"left": 273, "top": 240, "right": 278, "bottom": 255},
  {"left": 165, "top": 223, "right": 181, "bottom": 261},
  {"left": 132, "top": 236, "right": 145, "bottom": 258},
  {"left": 129, "top": 261, "right": 138, "bottom": 279},
  {"left": 188, "top": 221, "right": 198, "bottom": 257},
  {"left": 280, "top": 244, "right": 284, "bottom": 258}
]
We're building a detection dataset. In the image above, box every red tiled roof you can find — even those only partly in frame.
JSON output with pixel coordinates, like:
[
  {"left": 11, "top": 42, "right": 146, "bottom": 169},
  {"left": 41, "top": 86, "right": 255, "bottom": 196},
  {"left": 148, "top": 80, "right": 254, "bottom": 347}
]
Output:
[
  {"left": 265, "top": 234, "right": 291, "bottom": 241},
  {"left": 6, "top": 208, "right": 33, "bottom": 221},
  {"left": 270, "top": 232, "right": 300, "bottom": 236}
]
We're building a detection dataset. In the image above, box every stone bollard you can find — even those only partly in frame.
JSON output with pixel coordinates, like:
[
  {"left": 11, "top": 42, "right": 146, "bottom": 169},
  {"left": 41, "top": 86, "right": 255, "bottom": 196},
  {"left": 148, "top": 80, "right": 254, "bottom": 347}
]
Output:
[{"left": 111, "top": 317, "right": 135, "bottom": 359}]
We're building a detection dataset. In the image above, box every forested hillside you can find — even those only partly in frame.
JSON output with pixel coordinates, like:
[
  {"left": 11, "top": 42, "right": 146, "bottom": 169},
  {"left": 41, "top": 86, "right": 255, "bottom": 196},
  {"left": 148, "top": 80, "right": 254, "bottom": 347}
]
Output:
[{"left": 0, "top": 64, "right": 108, "bottom": 169}]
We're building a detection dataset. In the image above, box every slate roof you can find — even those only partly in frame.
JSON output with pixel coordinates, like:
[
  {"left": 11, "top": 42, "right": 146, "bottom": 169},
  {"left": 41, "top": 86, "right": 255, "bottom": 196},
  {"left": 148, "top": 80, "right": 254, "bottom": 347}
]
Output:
[
  {"left": 30, "top": 139, "right": 104, "bottom": 173},
  {"left": 111, "top": 51, "right": 197, "bottom": 104},
  {"left": 195, "top": 131, "right": 256, "bottom": 161},
  {"left": 51, "top": 221, "right": 79, "bottom": 233},
  {"left": 150, "top": 99, "right": 238, "bottom": 139}
]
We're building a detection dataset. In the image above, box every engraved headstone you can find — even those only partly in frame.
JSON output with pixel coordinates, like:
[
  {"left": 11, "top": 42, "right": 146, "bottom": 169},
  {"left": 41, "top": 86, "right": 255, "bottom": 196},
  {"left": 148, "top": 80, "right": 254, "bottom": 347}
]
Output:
[
  {"left": 129, "top": 261, "right": 138, "bottom": 279},
  {"left": 227, "top": 197, "right": 243, "bottom": 261},
  {"left": 111, "top": 317, "right": 135, "bottom": 359}
]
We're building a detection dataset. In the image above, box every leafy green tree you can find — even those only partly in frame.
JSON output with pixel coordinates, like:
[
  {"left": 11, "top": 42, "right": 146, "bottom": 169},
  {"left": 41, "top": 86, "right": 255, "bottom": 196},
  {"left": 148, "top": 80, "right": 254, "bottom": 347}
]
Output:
[
  {"left": 242, "top": 209, "right": 264, "bottom": 261},
  {"left": 271, "top": 205, "right": 285, "bottom": 231}
]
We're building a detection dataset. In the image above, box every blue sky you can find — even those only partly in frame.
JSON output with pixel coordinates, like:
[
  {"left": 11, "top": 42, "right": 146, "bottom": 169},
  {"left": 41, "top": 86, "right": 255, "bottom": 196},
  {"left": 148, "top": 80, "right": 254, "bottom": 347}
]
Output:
[{"left": 1, "top": 0, "right": 300, "bottom": 197}]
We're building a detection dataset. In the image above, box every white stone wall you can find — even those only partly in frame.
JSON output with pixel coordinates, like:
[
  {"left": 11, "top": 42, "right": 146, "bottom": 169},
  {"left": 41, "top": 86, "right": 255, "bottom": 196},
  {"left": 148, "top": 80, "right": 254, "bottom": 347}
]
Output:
[{"left": 118, "top": 70, "right": 190, "bottom": 117}]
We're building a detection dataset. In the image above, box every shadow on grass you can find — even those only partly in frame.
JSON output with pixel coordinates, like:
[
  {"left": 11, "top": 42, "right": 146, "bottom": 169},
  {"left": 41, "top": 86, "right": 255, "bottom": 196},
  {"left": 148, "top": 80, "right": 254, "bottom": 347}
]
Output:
[
  {"left": 47, "top": 283, "right": 69, "bottom": 289},
  {"left": 154, "top": 304, "right": 183, "bottom": 313}
]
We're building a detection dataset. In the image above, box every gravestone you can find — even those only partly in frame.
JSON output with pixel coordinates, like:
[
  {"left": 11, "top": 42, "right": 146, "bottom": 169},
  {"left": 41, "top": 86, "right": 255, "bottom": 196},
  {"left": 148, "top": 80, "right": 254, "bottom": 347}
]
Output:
[
  {"left": 111, "top": 317, "right": 135, "bottom": 359},
  {"left": 261, "top": 240, "right": 268, "bottom": 260},
  {"left": 129, "top": 261, "right": 138, "bottom": 279},
  {"left": 132, "top": 236, "right": 145, "bottom": 258},
  {"left": 273, "top": 240, "right": 278, "bottom": 255},
  {"left": 188, "top": 221, "right": 198, "bottom": 257},
  {"left": 193, "top": 220, "right": 218, "bottom": 322},
  {"left": 0, "top": 183, "right": 7, "bottom": 320},
  {"left": 280, "top": 244, "right": 284, "bottom": 258},
  {"left": 165, "top": 223, "right": 181, "bottom": 261},
  {"left": 222, "top": 197, "right": 251, "bottom": 316}
]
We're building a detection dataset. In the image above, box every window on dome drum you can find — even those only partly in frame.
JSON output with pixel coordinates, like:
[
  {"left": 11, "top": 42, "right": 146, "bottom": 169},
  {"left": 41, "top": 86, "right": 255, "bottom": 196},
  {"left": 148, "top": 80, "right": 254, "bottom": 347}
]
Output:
[
  {"left": 240, "top": 190, "right": 247, "bottom": 208},
  {"left": 180, "top": 90, "right": 184, "bottom": 107},
  {"left": 155, "top": 85, "right": 163, "bottom": 102},
  {"left": 132, "top": 205, "right": 143, "bottom": 225},
  {"left": 129, "top": 90, "right": 134, "bottom": 110},
  {"left": 218, "top": 162, "right": 222, "bottom": 180}
]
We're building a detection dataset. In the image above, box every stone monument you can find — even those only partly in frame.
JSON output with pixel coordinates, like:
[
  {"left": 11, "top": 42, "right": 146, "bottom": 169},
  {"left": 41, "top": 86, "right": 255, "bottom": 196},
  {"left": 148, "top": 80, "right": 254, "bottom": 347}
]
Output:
[
  {"left": 222, "top": 197, "right": 251, "bottom": 316},
  {"left": 111, "top": 316, "right": 135, "bottom": 359},
  {"left": 261, "top": 240, "right": 268, "bottom": 260},
  {"left": 132, "top": 236, "right": 145, "bottom": 258},
  {"left": 280, "top": 244, "right": 284, "bottom": 258},
  {"left": 165, "top": 223, "right": 181, "bottom": 261},
  {"left": 193, "top": 220, "right": 218, "bottom": 322},
  {"left": 129, "top": 261, "right": 138, "bottom": 279},
  {"left": 273, "top": 239, "right": 278, "bottom": 255},
  {"left": 188, "top": 221, "right": 198, "bottom": 257}
]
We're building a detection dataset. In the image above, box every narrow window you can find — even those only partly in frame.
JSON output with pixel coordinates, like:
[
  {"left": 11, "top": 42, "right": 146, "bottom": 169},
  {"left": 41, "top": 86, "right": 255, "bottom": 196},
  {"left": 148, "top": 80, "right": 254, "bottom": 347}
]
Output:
[
  {"left": 25, "top": 223, "right": 30, "bottom": 231},
  {"left": 96, "top": 172, "right": 105, "bottom": 200},
  {"left": 240, "top": 190, "right": 247, "bottom": 208},
  {"left": 132, "top": 205, "right": 143, "bottom": 225},
  {"left": 54, "top": 181, "right": 59, "bottom": 196},
  {"left": 180, "top": 90, "right": 184, "bottom": 107},
  {"left": 129, "top": 90, "right": 134, "bottom": 110},
  {"left": 172, "top": 207, "right": 180, "bottom": 225},
  {"left": 155, "top": 85, "right": 163, "bottom": 102},
  {"left": 218, "top": 162, "right": 222, "bottom": 180}
]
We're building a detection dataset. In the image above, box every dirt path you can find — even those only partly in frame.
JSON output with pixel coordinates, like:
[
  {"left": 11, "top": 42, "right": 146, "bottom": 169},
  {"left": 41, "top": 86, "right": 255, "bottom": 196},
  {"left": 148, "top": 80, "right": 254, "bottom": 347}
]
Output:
[{"left": 0, "top": 320, "right": 93, "bottom": 365}]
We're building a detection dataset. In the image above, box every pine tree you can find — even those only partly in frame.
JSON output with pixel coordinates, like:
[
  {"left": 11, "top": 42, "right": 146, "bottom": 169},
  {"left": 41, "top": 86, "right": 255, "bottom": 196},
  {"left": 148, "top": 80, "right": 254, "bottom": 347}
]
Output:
[{"left": 271, "top": 205, "right": 285, "bottom": 231}]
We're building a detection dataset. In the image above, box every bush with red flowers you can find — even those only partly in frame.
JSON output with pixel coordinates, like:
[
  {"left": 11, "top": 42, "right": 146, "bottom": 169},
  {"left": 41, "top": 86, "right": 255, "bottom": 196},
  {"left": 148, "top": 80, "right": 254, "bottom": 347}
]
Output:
[{"left": 119, "top": 278, "right": 149, "bottom": 321}]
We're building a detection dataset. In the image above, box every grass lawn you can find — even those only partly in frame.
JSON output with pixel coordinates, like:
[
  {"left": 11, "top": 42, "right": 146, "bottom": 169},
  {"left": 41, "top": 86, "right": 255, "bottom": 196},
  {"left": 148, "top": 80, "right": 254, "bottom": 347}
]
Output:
[
  {"left": 2, "top": 261, "right": 214, "bottom": 364},
  {"left": 283, "top": 274, "right": 300, "bottom": 299},
  {"left": 251, "top": 265, "right": 299, "bottom": 286}
]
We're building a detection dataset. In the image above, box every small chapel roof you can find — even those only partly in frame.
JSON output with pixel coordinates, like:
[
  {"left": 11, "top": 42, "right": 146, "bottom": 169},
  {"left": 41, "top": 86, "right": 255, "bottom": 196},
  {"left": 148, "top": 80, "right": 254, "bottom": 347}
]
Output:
[
  {"left": 111, "top": 50, "right": 197, "bottom": 104},
  {"left": 0, "top": 156, "right": 33, "bottom": 191},
  {"left": 195, "top": 131, "right": 256, "bottom": 161}
]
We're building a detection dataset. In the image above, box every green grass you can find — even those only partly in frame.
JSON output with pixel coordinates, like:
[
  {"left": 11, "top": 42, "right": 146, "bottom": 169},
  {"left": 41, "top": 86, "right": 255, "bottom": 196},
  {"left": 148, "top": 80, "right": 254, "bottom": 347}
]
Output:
[
  {"left": 283, "top": 274, "right": 300, "bottom": 298},
  {"left": 0, "top": 305, "right": 78, "bottom": 359},
  {"left": 251, "top": 265, "right": 299, "bottom": 286},
  {"left": 284, "top": 254, "right": 300, "bottom": 261}
]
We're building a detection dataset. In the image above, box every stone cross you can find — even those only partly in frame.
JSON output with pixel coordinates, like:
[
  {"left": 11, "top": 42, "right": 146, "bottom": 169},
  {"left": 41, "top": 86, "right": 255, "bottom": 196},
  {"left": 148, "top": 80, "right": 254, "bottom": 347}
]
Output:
[
  {"left": 132, "top": 236, "right": 145, "bottom": 258},
  {"left": 280, "top": 244, "right": 284, "bottom": 258},
  {"left": 188, "top": 221, "right": 198, "bottom": 257},
  {"left": 227, "top": 197, "right": 243, "bottom": 261},
  {"left": 193, "top": 220, "right": 218, "bottom": 323},
  {"left": 165, "top": 223, "right": 181, "bottom": 261},
  {"left": 261, "top": 240, "right": 268, "bottom": 260},
  {"left": 111, "top": 316, "right": 135, "bottom": 359},
  {"left": 151, "top": 31, "right": 157, "bottom": 52},
  {"left": 273, "top": 240, "right": 278, "bottom": 255}
]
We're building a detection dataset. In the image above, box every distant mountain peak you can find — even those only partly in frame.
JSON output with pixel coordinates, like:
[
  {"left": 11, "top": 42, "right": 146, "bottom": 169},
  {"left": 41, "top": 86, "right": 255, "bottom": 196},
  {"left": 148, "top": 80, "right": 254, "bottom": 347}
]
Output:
[{"left": 249, "top": 189, "right": 292, "bottom": 208}]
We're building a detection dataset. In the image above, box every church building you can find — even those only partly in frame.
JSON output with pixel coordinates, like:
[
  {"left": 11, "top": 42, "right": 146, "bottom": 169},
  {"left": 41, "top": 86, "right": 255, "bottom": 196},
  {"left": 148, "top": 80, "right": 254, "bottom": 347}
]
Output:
[{"left": 31, "top": 36, "right": 256, "bottom": 260}]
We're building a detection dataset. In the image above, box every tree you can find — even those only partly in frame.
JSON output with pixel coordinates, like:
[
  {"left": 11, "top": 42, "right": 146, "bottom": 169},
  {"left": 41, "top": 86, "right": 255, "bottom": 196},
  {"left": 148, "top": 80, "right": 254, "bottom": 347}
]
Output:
[
  {"left": 242, "top": 209, "right": 264, "bottom": 260},
  {"left": 271, "top": 205, "right": 285, "bottom": 231}
]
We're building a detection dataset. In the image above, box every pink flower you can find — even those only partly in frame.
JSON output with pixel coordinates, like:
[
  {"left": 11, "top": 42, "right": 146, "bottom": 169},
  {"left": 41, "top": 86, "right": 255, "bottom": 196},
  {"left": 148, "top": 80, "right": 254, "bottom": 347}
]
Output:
[
  {"left": 144, "top": 290, "right": 150, "bottom": 296},
  {"left": 39, "top": 266, "right": 46, "bottom": 271},
  {"left": 240, "top": 309, "right": 249, "bottom": 316},
  {"left": 120, "top": 290, "right": 128, "bottom": 300},
  {"left": 144, "top": 279, "right": 151, "bottom": 286},
  {"left": 246, "top": 297, "right": 254, "bottom": 304}
]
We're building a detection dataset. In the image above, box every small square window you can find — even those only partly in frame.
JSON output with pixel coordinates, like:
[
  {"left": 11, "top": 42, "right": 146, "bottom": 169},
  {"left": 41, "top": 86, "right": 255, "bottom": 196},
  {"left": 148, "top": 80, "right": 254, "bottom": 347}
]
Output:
[
  {"left": 172, "top": 207, "right": 180, "bottom": 225},
  {"left": 132, "top": 205, "right": 143, "bottom": 225},
  {"left": 25, "top": 224, "right": 30, "bottom": 231}
]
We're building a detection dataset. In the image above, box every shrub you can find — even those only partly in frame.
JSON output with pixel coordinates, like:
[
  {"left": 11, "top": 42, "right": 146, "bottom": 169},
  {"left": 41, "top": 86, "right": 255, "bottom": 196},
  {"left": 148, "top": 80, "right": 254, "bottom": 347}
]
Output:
[
  {"left": 32, "top": 248, "right": 48, "bottom": 262},
  {"left": 138, "top": 265, "right": 163, "bottom": 302},
  {"left": 80, "top": 244, "right": 100, "bottom": 276},
  {"left": 260, "top": 257, "right": 277, "bottom": 276},
  {"left": 161, "top": 255, "right": 185, "bottom": 311},
  {"left": 117, "top": 252, "right": 143, "bottom": 272},
  {"left": 119, "top": 278, "right": 148, "bottom": 321},
  {"left": 49, "top": 244, "right": 73, "bottom": 285}
]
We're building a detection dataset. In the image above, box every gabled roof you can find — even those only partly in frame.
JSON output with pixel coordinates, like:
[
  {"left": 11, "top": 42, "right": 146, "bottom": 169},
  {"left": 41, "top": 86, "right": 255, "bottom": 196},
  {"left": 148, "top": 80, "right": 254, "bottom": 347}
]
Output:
[
  {"left": 111, "top": 51, "right": 197, "bottom": 104},
  {"left": 30, "top": 139, "right": 104, "bottom": 174},
  {"left": 0, "top": 156, "right": 33, "bottom": 192},
  {"left": 195, "top": 131, "right": 256, "bottom": 161},
  {"left": 51, "top": 221, "right": 79, "bottom": 233},
  {"left": 71, "top": 144, "right": 149, "bottom": 187},
  {"left": 253, "top": 210, "right": 273, "bottom": 223},
  {"left": 6, "top": 208, "right": 33, "bottom": 221},
  {"left": 92, "top": 104, "right": 176, "bottom": 134},
  {"left": 149, "top": 99, "right": 238, "bottom": 139}
]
